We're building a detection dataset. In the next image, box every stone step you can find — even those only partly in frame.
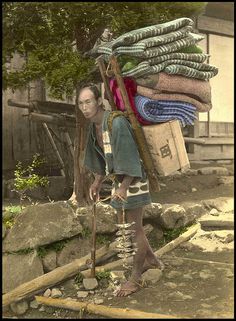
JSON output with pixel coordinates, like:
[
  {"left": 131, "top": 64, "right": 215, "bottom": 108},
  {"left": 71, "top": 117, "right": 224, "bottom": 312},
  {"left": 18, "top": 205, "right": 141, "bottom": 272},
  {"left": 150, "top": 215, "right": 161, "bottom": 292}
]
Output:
[{"left": 199, "top": 213, "right": 234, "bottom": 230}]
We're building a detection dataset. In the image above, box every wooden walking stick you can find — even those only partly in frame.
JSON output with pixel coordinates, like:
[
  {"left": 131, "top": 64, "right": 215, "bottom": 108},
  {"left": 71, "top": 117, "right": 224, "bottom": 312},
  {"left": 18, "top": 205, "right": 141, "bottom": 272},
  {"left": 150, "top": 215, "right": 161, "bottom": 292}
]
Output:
[
  {"left": 90, "top": 201, "right": 97, "bottom": 278},
  {"left": 109, "top": 55, "right": 160, "bottom": 192}
]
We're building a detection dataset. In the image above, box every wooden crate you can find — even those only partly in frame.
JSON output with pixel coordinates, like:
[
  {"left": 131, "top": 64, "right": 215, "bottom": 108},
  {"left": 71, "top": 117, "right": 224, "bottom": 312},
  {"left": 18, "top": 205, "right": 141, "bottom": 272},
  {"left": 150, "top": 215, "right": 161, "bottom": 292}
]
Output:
[{"left": 143, "top": 120, "right": 190, "bottom": 176}]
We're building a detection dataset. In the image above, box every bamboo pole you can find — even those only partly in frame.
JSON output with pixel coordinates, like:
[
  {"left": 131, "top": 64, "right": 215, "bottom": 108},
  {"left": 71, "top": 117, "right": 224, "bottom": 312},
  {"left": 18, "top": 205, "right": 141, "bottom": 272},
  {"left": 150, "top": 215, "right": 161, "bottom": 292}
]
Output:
[
  {"left": 96, "top": 56, "right": 117, "bottom": 111},
  {"left": 81, "top": 223, "right": 200, "bottom": 278},
  {"left": 109, "top": 55, "right": 160, "bottom": 192},
  {"left": 90, "top": 202, "right": 97, "bottom": 278},
  {"left": 42, "top": 122, "right": 66, "bottom": 177},
  {"left": 35, "top": 296, "right": 178, "bottom": 319},
  {"left": 2, "top": 243, "right": 117, "bottom": 308}
]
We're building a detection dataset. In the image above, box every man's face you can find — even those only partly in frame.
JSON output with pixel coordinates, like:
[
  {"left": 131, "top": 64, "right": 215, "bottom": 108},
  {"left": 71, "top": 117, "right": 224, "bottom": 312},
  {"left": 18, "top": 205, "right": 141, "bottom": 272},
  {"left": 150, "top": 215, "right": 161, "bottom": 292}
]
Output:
[{"left": 78, "top": 88, "right": 101, "bottom": 119}]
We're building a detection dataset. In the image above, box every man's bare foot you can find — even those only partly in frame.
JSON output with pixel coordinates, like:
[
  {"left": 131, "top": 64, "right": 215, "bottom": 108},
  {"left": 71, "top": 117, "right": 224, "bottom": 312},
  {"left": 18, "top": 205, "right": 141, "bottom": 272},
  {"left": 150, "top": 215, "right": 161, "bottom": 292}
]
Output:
[
  {"left": 114, "top": 280, "right": 141, "bottom": 297},
  {"left": 142, "top": 256, "right": 165, "bottom": 273}
]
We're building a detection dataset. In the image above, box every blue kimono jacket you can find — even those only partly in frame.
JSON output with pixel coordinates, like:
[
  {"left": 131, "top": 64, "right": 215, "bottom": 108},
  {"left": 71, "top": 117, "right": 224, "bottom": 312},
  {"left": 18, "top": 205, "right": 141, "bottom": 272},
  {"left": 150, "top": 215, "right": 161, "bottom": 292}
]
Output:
[{"left": 83, "top": 110, "right": 151, "bottom": 209}]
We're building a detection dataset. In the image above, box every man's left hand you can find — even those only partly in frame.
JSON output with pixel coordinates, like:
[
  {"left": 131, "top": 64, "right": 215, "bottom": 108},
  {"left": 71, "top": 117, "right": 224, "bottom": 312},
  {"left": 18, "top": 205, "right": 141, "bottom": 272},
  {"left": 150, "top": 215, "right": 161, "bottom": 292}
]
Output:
[{"left": 112, "top": 187, "right": 127, "bottom": 202}]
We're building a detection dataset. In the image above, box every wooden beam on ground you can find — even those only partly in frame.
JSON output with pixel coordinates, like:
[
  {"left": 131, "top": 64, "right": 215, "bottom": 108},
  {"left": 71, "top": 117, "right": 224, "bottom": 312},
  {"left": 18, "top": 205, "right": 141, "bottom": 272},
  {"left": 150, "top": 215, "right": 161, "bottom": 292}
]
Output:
[
  {"left": 35, "top": 296, "right": 178, "bottom": 319},
  {"left": 2, "top": 242, "right": 117, "bottom": 308},
  {"left": 2, "top": 223, "right": 200, "bottom": 308},
  {"left": 155, "top": 223, "right": 200, "bottom": 257},
  {"left": 163, "top": 255, "right": 234, "bottom": 267}
]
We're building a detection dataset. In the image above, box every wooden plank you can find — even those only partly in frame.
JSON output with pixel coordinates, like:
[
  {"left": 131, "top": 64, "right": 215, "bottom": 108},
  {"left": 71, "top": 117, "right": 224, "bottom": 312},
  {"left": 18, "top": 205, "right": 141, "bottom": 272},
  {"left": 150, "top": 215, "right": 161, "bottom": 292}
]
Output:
[
  {"left": 202, "top": 138, "right": 234, "bottom": 145},
  {"left": 197, "top": 16, "right": 234, "bottom": 36},
  {"left": 11, "top": 89, "right": 31, "bottom": 163},
  {"left": 2, "top": 90, "right": 15, "bottom": 170},
  {"left": 188, "top": 145, "right": 234, "bottom": 160},
  {"left": 199, "top": 121, "right": 234, "bottom": 137},
  {"left": 35, "top": 296, "right": 178, "bottom": 319}
]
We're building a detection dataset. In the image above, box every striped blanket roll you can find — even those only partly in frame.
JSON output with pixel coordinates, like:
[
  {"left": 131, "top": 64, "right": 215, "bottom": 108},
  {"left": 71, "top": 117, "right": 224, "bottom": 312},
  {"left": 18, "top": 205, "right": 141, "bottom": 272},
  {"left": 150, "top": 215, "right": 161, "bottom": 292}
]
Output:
[
  {"left": 134, "top": 95, "right": 197, "bottom": 127},
  {"left": 112, "top": 17, "right": 194, "bottom": 48},
  {"left": 122, "top": 58, "right": 218, "bottom": 80},
  {"left": 113, "top": 33, "right": 204, "bottom": 58},
  {"left": 88, "top": 17, "right": 194, "bottom": 56}
]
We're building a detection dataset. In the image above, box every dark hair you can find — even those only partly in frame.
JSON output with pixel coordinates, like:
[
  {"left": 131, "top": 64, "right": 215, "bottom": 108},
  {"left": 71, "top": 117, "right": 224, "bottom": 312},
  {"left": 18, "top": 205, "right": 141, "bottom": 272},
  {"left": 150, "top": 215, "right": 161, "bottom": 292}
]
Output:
[{"left": 78, "top": 83, "right": 101, "bottom": 100}]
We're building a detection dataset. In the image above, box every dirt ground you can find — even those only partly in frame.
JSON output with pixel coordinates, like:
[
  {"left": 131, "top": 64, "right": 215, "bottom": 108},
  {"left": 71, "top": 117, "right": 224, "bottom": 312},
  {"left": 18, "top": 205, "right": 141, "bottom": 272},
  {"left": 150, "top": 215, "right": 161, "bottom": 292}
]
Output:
[{"left": 3, "top": 161, "right": 234, "bottom": 319}]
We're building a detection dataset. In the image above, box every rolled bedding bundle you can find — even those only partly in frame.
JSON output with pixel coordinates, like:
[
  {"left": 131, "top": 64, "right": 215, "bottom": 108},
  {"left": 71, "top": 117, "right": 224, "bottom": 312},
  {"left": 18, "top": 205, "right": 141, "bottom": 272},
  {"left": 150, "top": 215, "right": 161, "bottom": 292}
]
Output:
[
  {"left": 134, "top": 95, "right": 197, "bottom": 127},
  {"left": 137, "top": 85, "right": 212, "bottom": 113},
  {"left": 135, "top": 72, "right": 212, "bottom": 104}
]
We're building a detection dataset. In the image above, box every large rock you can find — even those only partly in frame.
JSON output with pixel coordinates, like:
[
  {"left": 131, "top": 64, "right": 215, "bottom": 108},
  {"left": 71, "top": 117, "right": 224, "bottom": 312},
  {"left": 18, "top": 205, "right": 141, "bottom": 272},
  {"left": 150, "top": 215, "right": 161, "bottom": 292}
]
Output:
[
  {"left": 159, "top": 204, "right": 187, "bottom": 229},
  {"left": 199, "top": 213, "right": 234, "bottom": 229},
  {"left": 201, "top": 197, "right": 234, "bottom": 213},
  {"left": 181, "top": 202, "right": 208, "bottom": 225},
  {"left": 143, "top": 203, "right": 162, "bottom": 221},
  {"left": 57, "top": 237, "right": 91, "bottom": 267},
  {"left": 3, "top": 201, "right": 83, "bottom": 252},
  {"left": 77, "top": 203, "right": 117, "bottom": 234},
  {"left": 42, "top": 250, "right": 57, "bottom": 272},
  {"left": 217, "top": 176, "right": 234, "bottom": 185},
  {"left": 10, "top": 301, "right": 29, "bottom": 315},
  {"left": 3, "top": 251, "right": 44, "bottom": 293}
]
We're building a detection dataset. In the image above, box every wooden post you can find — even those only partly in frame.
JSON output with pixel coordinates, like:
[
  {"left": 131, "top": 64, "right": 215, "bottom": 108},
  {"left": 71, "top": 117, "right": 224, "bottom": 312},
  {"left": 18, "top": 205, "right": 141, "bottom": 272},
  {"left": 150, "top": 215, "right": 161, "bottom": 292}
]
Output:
[
  {"left": 42, "top": 123, "right": 66, "bottom": 177},
  {"left": 109, "top": 55, "right": 160, "bottom": 192},
  {"left": 96, "top": 56, "right": 117, "bottom": 111}
]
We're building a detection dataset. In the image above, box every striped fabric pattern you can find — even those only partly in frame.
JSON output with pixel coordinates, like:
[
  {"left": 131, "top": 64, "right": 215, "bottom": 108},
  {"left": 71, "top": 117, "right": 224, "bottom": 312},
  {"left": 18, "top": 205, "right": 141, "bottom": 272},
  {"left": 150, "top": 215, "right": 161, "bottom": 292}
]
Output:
[
  {"left": 164, "top": 65, "right": 218, "bottom": 80},
  {"left": 87, "top": 18, "right": 196, "bottom": 57},
  {"left": 122, "top": 58, "right": 218, "bottom": 79},
  {"left": 147, "top": 52, "right": 209, "bottom": 65},
  {"left": 134, "top": 95, "right": 197, "bottom": 127},
  {"left": 113, "top": 33, "right": 204, "bottom": 57},
  {"left": 112, "top": 17, "right": 194, "bottom": 47}
]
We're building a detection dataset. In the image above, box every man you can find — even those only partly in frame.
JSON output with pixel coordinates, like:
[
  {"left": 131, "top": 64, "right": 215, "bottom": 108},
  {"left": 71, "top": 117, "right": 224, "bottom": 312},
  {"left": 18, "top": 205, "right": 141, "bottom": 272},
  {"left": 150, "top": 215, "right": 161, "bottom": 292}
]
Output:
[{"left": 78, "top": 83, "right": 164, "bottom": 297}]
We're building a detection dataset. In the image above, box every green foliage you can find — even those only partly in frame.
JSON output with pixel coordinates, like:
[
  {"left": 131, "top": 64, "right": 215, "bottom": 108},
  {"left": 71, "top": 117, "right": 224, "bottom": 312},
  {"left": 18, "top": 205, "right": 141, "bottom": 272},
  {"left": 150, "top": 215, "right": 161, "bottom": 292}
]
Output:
[
  {"left": 3, "top": 2, "right": 207, "bottom": 100},
  {"left": 148, "top": 222, "right": 196, "bottom": 249},
  {"left": 3, "top": 205, "right": 24, "bottom": 229},
  {"left": 4, "top": 205, "right": 22, "bottom": 215},
  {"left": 74, "top": 272, "right": 84, "bottom": 286},
  {"left": 13, "top": 153, "right": 49, "bottom": 202},
  {"left": 81, "top": 227, "right": 91, "bottom": 239},
  {"left": 96, "top": 234, "right": 111, "bottom": 245},
  {"left": 37, "top": 239, "right": 69, "bottom": 258},
  {"left": 163, "top": 225, "right": 188, "bottom": 242},
  {"left": 95, "top": 270, "right": 111, "bottom": 281},
  {"left": 8, "top": 248, "right": 34, "bottom": 255}
]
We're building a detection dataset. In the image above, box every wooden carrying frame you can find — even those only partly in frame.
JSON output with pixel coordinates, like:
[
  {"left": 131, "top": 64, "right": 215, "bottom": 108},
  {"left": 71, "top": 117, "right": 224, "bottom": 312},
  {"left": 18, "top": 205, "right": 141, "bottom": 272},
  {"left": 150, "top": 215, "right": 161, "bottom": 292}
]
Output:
[{"left": 96, "top": 55, "right": 160, "bottom": 192}]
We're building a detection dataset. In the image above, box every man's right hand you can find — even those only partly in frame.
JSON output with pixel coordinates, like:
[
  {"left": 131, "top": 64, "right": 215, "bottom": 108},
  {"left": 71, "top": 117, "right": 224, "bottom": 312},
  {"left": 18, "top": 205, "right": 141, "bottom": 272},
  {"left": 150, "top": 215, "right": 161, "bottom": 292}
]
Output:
[
  {"left": 89, "top": 182, "right": 102, "bottom": 202},
  {"left": 68, "top": 192, "right": 78, "bottom": 206}
]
